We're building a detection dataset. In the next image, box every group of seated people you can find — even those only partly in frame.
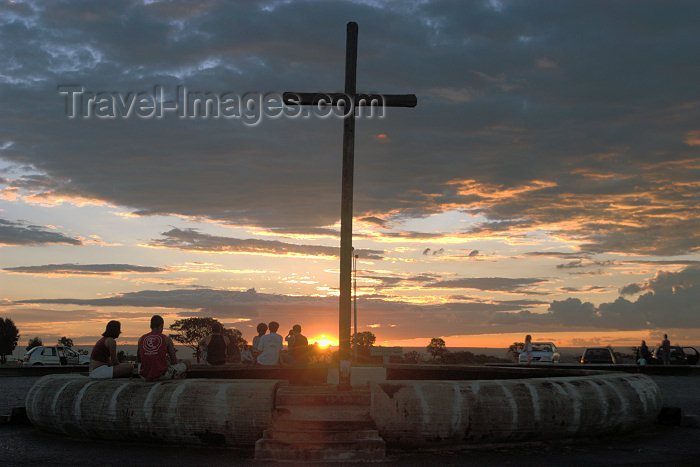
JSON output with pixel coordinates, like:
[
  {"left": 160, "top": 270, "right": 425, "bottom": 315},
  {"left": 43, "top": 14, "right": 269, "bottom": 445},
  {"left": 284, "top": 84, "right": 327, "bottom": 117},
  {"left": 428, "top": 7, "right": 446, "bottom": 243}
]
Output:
[
  {"left": 89, "top": 317, "right": 309, "bottom": 380},
  {"left": 241, "top": 321, "right": 309, "bottom": 366},
  {"left": 89, "top": 315, "right": 190, "bottom": 380}
]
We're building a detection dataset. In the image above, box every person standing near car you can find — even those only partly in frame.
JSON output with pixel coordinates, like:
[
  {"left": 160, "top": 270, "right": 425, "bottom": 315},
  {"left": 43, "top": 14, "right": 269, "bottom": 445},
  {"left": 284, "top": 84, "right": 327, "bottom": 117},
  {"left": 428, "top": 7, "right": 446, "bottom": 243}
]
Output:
[
  {"left": 524, "top": 334, "right": 533, "bottom": 365},
  {"left": 661, "top": 334, "right": 671, "bottom": 366},
  {"left": 89, "top": 320, "right": 134, "bottom": 379}
]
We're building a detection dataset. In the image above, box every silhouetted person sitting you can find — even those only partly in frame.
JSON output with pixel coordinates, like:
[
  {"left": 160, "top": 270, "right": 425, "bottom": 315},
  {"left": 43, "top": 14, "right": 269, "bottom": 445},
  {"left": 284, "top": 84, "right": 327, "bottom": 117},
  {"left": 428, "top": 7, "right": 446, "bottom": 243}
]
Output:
[
  {"left": 138, "top": 315, "right": 190, "bottom": 381},
  {"left": 252, "top": 322, "right": 268, "bottom": 360},
  {"left": 200, "top": 321, "right": 229, "bottom": 365},
  {"left": 256, "top": 321, "right": 282, "bottom": 365},
  {"left": 89, "top": 320, "right": 134, "bottom": 379},
  {"left": 240, "top": 345, "right": 254, "bottom": 364},
  {"left": 283, "top": 324, "right": 309, "bottom": 364}
]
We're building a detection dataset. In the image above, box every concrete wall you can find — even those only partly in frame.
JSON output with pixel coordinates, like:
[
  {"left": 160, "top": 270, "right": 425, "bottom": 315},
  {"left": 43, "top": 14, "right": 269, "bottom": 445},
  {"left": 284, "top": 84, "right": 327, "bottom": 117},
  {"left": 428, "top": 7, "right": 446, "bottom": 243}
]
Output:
[
  {"left": 326, "top": 366, "right": 386, "bottom": 386},
  {"left": 25, "top": 375, "right": 281, "bottom": 446},
  {"left": 370, "top": 373, "right": 662, "bottom": 446}
]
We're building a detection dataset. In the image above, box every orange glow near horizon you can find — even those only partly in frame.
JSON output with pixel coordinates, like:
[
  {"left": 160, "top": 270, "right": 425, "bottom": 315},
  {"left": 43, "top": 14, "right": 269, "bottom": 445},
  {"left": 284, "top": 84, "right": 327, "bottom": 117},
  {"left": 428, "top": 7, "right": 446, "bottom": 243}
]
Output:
[
  {"left": 309, "top": 334, "right": 338, "bottom": 348},
  {"left": 380, "top": 330, "right": 697, "bottom": 349}
]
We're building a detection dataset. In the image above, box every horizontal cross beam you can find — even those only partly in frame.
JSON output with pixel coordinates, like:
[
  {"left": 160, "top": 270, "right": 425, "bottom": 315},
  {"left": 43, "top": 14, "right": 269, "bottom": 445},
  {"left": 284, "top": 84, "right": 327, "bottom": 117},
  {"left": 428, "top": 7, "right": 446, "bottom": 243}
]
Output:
[{"left": 283, "top": 92, "right": 417, "bottom": 108}]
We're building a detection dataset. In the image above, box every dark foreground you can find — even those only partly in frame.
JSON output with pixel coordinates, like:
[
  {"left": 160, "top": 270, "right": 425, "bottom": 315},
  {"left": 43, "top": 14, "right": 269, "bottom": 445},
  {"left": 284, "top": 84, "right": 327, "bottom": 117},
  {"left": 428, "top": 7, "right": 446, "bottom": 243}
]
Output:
[{"left": 1, "top": 422, "right": 699, "bottom": 466}]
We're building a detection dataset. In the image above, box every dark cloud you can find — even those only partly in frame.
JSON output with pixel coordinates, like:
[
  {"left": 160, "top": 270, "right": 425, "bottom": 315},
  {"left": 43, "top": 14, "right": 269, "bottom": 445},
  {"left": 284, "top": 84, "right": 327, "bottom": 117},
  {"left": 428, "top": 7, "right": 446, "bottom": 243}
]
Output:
[
  {"left": 557, "top": 260, "right": 584, "bottom": 269},
  {"left": 149, "top": 227, "right": 385, "bottom": 259},
  {"left": 2, "top": 307, "right": 109, "bottom": 324},
  {"left": 359, "top": 271, "right": 443, "bottom": 289},
  {"left": 620, "top": 283, "right": 643, "bottom": 296},
  {"left": 559, "top": 285, "right": 609, "bottom": 293},
  {"left": 359, "top": 216, "right": 388, "bottom": 228},
  {"left": 266, "top": 227, "right": 339, "bottom": 238},
  {"left": 507, "top": 266, "right": 700, "bottom": 330},
  {"left": 1, "top": 1, "right": 697, "bottom": 255},
  {"left": 0, "top": 218, "right": 82, "bottom": 246},
  {"left": 556, "top": 259, "right": 615, "bottom": 270},
  {"left": 424, "top": 277, "right": 548, "bottom": 293},
  {"left": 9, "top": 287, "right": 547, "bottom": 338},
  {"left": 621, "top": 266, "right": 700, "bottom": 296},
  {"left": 12, "top": 266, "right": 700, "bottom": 336},
  {"left": 624, "top": 260, "right": 700, "bottom": 266},
  {"left": 525, "top": 252, "right": 584, "bottom": 259},
  {"left": 3, "top": 263, "right": 166, "bottom": 276}
]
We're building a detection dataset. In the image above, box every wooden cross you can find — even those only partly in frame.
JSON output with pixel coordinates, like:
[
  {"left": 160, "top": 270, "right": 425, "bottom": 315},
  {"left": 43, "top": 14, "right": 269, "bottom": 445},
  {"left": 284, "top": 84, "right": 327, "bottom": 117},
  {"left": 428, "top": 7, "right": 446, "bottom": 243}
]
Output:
[{"left": 283, "top": 22, "right": 416, "bottom": 387}]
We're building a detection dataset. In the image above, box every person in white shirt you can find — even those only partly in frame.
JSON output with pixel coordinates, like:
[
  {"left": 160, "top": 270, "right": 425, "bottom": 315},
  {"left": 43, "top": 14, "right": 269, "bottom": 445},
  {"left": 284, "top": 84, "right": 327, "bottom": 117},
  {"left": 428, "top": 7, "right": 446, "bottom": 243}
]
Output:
[{"left": 256, "top": 321, "right": 283, "bottom": 365}]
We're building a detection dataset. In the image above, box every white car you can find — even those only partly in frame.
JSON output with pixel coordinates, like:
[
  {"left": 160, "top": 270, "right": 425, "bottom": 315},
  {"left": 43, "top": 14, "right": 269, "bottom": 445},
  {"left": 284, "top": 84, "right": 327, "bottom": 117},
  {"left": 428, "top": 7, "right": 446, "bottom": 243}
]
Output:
[
  {"left": 22, "top": 345, "right": 89, "bottom": 366},
  {"left": 519, "top": 342, "right": 560, "bottom": 364}
]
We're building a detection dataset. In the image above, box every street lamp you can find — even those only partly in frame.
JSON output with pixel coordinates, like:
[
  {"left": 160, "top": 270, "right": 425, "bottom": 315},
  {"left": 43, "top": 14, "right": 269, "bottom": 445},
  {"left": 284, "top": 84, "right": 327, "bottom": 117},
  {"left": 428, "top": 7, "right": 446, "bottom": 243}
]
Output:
[{"left": 353, "top": 252, "right": 358, "bottom": 362}]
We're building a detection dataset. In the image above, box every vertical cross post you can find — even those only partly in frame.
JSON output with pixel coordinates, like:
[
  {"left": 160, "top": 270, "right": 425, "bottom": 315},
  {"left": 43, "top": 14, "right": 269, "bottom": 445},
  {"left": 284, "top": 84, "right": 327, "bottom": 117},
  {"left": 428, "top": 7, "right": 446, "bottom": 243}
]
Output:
[
  {"left": 283, "top": 22, "right": 416, "bottom": 390},
  {"left": 338, "top": 22, "right": 358, "bottom": 388}
]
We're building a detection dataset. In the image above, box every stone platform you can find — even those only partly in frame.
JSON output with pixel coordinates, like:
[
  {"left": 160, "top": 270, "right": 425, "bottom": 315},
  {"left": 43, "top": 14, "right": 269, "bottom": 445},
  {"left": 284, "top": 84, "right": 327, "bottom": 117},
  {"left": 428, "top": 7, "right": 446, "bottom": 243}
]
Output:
[
  {"left": 22, "top": 367, "right": 662, "bottom": 458},
  {"left": 255, "top": 385, "right": 385, "bottom": 461}
]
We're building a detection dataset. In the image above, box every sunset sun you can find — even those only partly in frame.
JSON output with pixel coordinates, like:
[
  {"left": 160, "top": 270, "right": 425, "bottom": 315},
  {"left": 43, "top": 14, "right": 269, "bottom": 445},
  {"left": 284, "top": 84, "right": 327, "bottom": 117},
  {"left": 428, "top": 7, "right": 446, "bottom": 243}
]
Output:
[{"left": 310, "top": 335, "right": 337, "bottom": 348}]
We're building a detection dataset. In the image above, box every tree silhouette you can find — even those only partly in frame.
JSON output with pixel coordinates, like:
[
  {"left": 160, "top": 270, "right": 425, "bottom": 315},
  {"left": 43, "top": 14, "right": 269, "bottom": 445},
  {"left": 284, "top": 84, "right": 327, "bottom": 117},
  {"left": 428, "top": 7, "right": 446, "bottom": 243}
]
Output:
[
  {"left": 351, "top": 331, "right": 376, "bottom": 362},
  {"left": 0, "top": 317, "right": 20, "bottom": 364},
  {"left": 352, "top": 331, "right": 376, "bottom": 350},
  {"left": 26, "top": 336, "right": 43, "bottom": 352},
  {"left": 58, "top": 336, "right": 74, "bottom": 348},
  {"left": 403, "top": 350, "right": 422, "bottom": 364},
  {"left": 426, "top": 337, "right": 447, "bottom": 361}
]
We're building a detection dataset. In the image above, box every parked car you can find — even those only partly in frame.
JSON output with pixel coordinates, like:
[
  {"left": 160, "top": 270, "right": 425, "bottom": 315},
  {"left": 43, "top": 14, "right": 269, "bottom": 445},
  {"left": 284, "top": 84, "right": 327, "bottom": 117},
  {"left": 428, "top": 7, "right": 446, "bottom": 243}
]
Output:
[
  {"left": 22, "top": 346, "right": 89, "bottom": 366},
  {"left": 519, "top": 342, "right": 560, "bottom": 364},
  {"left": 580, "top": 347, "right": 616, "bottom": 364},
  {"left": 649, "top": 346, "right": 699, "bottom": 365}
]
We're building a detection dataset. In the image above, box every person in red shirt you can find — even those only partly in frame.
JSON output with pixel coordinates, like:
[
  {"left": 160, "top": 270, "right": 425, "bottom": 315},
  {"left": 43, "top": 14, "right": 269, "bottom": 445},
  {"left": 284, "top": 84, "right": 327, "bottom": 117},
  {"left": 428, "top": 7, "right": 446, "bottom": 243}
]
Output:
[
  {"left": 137, "top": 315, "right": 190, "bottom": 381},
  {"left": 89, "top": 320, "right": 134, "bottom": 379}
]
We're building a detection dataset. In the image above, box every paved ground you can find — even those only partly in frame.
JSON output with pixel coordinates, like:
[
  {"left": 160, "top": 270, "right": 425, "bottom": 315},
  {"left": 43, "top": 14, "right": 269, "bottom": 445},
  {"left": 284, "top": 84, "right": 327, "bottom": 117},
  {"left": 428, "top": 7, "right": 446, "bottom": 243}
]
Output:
[
  {"left": 648, "top": 375, "right": 700, "bottom": 417},
  {"left": 0, "top": 377, "right": 41, "bottom": 417},
  {"left": 1, "top": 423, "right": 698, "bottom": 466}
]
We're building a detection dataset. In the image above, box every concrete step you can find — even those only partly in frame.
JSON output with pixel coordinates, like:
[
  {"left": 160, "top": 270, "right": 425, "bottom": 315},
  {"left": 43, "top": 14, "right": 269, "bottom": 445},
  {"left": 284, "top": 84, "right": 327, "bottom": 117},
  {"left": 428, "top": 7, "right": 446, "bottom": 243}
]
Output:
[
  {"left": 276, "top": 385, "right": 370, "bottom": 407},
  {"left": 262, "top": 428, "right": 382, "bottom": 443},
  {"left": 271, "top": 417, "right": 376, "bottom": 431},
  {"left": 254, "top": 438, "right": 386, "bottom": 461},
  {"left": 254, "top": 384, "right": 385, "bottom": 461},
  {"left": 275, "top": 405, "right": 370, "bottom": 421}
]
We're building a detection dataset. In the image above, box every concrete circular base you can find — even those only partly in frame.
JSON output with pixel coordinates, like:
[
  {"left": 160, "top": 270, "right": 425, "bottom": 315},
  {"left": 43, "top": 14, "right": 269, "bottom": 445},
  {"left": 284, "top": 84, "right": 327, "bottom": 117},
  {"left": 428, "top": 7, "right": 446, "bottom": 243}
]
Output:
[
  {"left": 25, "top": 375, "right": 280, "bottom": 446},
  {"left": 26, "top": 370, "right": 662, "bottom": 448},
  {"left": 370, "top": 373, "right": 662, "bottom": 446}
]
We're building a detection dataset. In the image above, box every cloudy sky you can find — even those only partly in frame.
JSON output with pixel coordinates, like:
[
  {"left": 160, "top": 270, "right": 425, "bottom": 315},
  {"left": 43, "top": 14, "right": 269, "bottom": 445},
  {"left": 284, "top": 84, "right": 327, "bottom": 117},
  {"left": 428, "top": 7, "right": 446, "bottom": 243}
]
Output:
[{"left": 1, "top": 0, "right": 699, "bottom": 351}]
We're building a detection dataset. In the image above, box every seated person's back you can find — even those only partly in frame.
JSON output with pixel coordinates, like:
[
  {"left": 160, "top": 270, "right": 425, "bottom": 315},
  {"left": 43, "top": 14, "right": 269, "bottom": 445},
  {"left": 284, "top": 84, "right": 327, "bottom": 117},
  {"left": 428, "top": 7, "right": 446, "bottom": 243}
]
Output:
[
  {"left": 202, "top": 322, "right": 229, "bottom": 365},
  {"left": 288, "top": 325, "right": 309, "bottom": 363},
  {"left": 138, "top": 315, "right": 190, "bottom": 380},
  {"left": 257, "top": 321, "right": 283, "bottom": 365}
]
